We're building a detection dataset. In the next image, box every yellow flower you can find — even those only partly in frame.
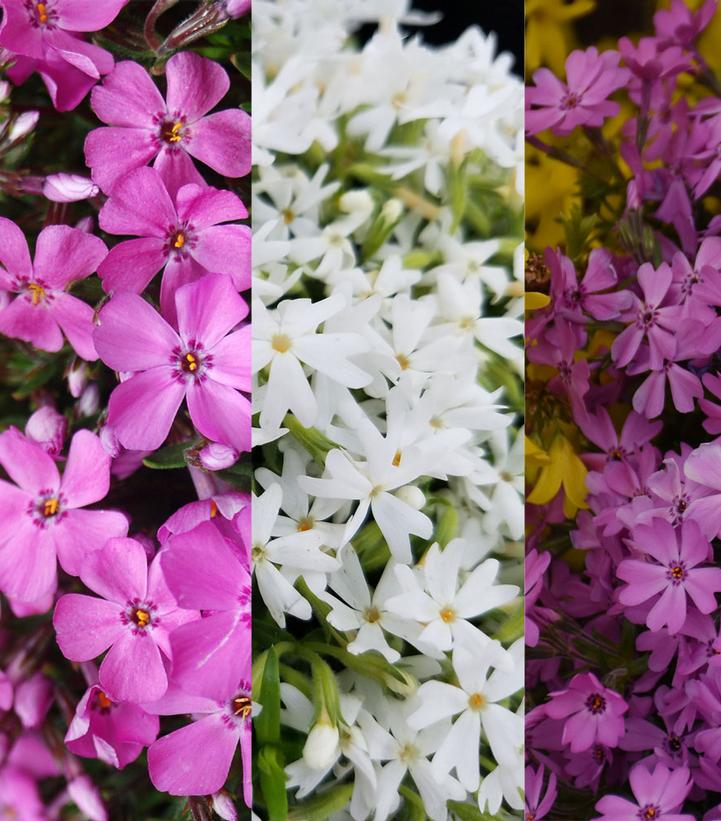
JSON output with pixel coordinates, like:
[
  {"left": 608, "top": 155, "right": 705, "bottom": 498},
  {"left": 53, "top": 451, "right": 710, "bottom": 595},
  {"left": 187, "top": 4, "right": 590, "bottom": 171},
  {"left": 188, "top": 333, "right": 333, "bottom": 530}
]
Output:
[
  {"left": 528, "top": 433, "right": 588, "bottom": 517},
  {"left": 526, "top": 0, "right": 596, "bottom": 74},
  {"left": 526, "top": 146, "right": 580, "bottom": 250}
]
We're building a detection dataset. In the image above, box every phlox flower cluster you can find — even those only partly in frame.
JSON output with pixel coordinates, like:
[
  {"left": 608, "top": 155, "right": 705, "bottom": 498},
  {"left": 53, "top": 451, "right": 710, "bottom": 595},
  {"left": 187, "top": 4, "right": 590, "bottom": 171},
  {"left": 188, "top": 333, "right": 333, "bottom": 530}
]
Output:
[
  {"left": 525, "top": 2, "right": 721, "bottom": 818},
  {"left": 0, "top": 3, "right": 251, "bottom": 818},
  {"left": 252, "top": 2, "right": 524, "bottom": 819}
]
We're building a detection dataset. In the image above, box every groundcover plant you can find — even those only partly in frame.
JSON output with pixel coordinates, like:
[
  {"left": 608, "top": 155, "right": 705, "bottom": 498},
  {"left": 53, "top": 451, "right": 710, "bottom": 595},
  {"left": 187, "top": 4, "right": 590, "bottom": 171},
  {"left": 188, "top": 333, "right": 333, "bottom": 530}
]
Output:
[
  {"left": 525, "top": 1, "right": 721, "bottom": 819},
  {"left": 0, "top": 1, "right": 251, "bottom": 817},
  {"left": 252, "top": 2, "right": 524, "bottom": 819}
]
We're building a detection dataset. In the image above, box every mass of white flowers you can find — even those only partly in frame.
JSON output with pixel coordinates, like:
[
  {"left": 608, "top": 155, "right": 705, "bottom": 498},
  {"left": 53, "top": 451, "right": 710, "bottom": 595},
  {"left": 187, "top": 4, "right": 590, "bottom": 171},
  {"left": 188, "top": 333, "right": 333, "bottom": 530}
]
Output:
[{"left": 251, "top": 2, "right": 524, "bottom": 818}]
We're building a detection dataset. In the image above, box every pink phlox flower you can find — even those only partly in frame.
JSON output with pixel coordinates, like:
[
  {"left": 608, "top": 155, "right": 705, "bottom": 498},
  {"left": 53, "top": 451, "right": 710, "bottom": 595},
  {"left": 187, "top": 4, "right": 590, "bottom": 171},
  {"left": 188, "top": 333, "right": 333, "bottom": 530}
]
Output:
[{"left": 593, "top": 762, "right": 693, "bottom": 821}]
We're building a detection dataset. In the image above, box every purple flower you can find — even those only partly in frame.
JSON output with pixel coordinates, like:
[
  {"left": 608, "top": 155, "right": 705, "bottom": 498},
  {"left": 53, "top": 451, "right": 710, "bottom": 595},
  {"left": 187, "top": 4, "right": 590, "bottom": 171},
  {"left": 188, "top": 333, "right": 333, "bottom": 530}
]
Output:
[
  {"left": 594, "top": 762, "right": 693, "bottom": 821},
  {"left": 24, "top": 404, "right": 67, "bottom": 456},
  {"left": 97, "top": 166, "right": 249, "bottom": 319},
  {"left": 146, "top": 677, "right": 252, "bottom": 803},
  {"left": 526, "top": 47, "right": 629, "bottom": 136},
  {"left": 618, "top": 519, "right": 721, "bottom": 634},
  {"left": 611, "top": 261, "right": 678, "bottom": 370},
  {"left": 546, "top": 672, "right": 628, "bottom": 753},
  {"left": 85, "top": 51, "right": 251, "bottom": 194},
  {"left": 161, "top": 521, "right": 250, "bottom": 700},
  {"left": 66, "top": 683, "right": 159, "bottom": 768},
  {"left": 53, "top": 537, "right": 194, "bottom": 702},
  {"left": 654, "top": 0, "right": 717, "bottom": 49},
  {"left": 685, "top": 443, "right": 721, "bottom": 538},
  {"left": 552, "top": 248, "right": 632, "bottom": 322},
  {"left": 0, "top": 427, "right": 127, "bottom": 602},
  {"left": 0, "top": 218, "right": 107, "bottom": 359},
  {"left": 93, "top": 273, "right": 250, "bottom": 452},
  {"left": 0, "top": 0, "right": 127, "bottom": 110}
]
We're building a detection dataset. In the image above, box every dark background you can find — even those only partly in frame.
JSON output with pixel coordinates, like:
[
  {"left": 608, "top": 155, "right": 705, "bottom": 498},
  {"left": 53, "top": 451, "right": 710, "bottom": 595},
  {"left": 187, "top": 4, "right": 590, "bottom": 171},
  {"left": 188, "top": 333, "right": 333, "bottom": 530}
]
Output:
[
  {"left": 405, "top": 1, "right": 523, "bottom": 73},
  {"left": 357, "top": 2, "right": 524, "bottom": 75}
]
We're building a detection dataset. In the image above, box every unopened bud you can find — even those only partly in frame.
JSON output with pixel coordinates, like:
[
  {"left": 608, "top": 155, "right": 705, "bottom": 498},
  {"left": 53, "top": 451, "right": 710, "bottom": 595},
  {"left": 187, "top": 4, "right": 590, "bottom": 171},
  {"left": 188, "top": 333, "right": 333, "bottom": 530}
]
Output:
[
  {"left": 25, "top": 405, "right": 66, "bottom": 456},
  {"left": 43, "top": 173, "right": 99, "bottom": 203},
  {"left": 302, "top": 721, "right": 339, "bottom": 770},
  {"left": 395, "top": 485, "right": 425, "bottom": 510}
]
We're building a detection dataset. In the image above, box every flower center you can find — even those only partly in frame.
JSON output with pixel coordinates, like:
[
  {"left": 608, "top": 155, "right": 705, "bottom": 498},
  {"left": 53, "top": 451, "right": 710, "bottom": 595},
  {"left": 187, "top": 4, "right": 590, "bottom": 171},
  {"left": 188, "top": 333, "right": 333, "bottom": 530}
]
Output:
[
  {"left": 182, "top": 352, "right": 199, "bottom": 373},
  {"left": 93, "top": 690, "right": 114, "bottom": 713},
  {"left": 297, "top": 517, "right": 314, "bottom": 532},
  {"left": 398, "top": 742, "right": 419, "bottom": 762},
  {"left": 468, "top": 692, "right": 487, "bottom": 711},
  {"left": 27, "top": 282, "right": 46, "bottom": 305},
  {"left": 233, "top": 695, "right": 252, "bottom": 718},
  {"left": 392, "top": 449, "right": 402, "bottom": 467},
  {"left": 210, "top": 500, "right": 218, "bottom": 518},
  {"left": 172, "top": 230, "right": 186, "bottom": 249},
  {"left": 42, "top": 497, "right": 59, "bottom": 518},
  {"left": 638, "top": 806, "right": 660, "bottom": 820},
  {"left": 271, "top": 333, "right": 292, "bottom": 353},
  {"left": 282, "top": 208, "right": 295, "bottom": 225},
  {"left": 638, "top": 306, "right": 659, "bottom": 329},
  {"left": 364, "top": 606, "right": 381, "bottom": 624},
  {"left": 439, "top": 606, "right": 456, "bottom": 624},
  {"left": 252, "top": 544, "right": 266, "bottom": 562},
  {"left": 667, "top": 562, "right": 687, "bottom": 584},
  {"left": 161, "top": 120, "right": 184, "bottom": 144},
  {"left": 591, "top": 745, "right": 605, "bottom": 762},
  {"left": 172, "top": 342, "right": 212, "bottom": 381},
  {"left": 667, "top": 733, "right": 682, "bottom": 753},
  {"left": 396, "top": 353, "right": 410, "bottom": 370},
  {"left": 586, "top": 693, "right": 606, "bottom": 714},
  {"left": 131, "top": 608, "right": 151, "bottom": 628},
  {"left": 560, "top": 91, "right": 581, "bottom": 110}
]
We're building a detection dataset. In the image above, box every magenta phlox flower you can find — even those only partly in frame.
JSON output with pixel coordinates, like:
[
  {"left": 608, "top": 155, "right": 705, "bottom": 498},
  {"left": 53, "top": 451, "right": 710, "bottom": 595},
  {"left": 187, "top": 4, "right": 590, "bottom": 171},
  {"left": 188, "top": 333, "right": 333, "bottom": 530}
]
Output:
[
  {"left": 654, "top": 0, "right": 718, "bottom": 49},
  {"left": 611, "top": 261, "right": 679, "bottom": 369},
  {"left": 594, "top": 762, "right": 693, "bottom": 821},
  {"left": 0, "top": 218, "right": 108, "bottom": 359},
  {"left": 146, "top": 675, "right": 252, "bottom": 804},
  {"left": 579, "top": 409, "right": 661, "bottom": 472},
  {"left": 552, "top": 247, "right": 632, "bottom": 322},
  {"left": 526, "top": 47, "right": 629, "bottom": 136},
  {"left": 684, "top": 442, "right": 721, "bottom": 538},
  {"left": 700, "top": 372, "right": 721, "bottom": 436},
  {"left": 157, "top": 492, "right": 248, "bottom": 544},
  {"left": 618, "top": 519, "right": 721, "bottom": 634},
  {"left": 546, "top": 672, "right": 628, "bottom": 753},
  {"left": 0, "top": 427, "right": 127, "bottom": 602},
  {"left": 161, "top": 521, "right": 250, "bottom": 699},
  {"left": 94, "top": 273, "right": 250, "bottom": 452},
  {"left": 97, "top": 166, "right": 250, "bottom": 318},
  {"left": 526, "top": 548, "right": 551, "bottom": 647},
  {"left": 0, "top": 0, "right": 127, "bottom": 110},
  {"left": 85, "top": 51, "right": 251, "bottom": 194},
  {"left": 619, "top": 36, "right": 690, "bottom": 83},
  {"left": 66, "top": 682, "right": 159, "bottom": 768},
  {"left": 53, "top": 536, "right": 196, "bottom": 702}
]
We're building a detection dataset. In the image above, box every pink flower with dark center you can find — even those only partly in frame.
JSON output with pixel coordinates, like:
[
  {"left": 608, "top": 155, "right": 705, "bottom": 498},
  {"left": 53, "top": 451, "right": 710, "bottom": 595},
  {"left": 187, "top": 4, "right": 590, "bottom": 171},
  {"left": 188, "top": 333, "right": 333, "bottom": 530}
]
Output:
[
  {"left": 97, "top": 166, "right": 249, "bottom": 320},
  {"left": 146, "top": 677, "right": 252, "bottom": 804},
  {"left": 0, "top": 218, "right": 107, "bottom": 359},
  {"left": 66, "top": 683, "right": 159, "bottom": 769},
  {"left": 593, "top": 762, "right": 693, "bottom": 821},
  {"left": 611, "top": 261, "right": 679, "bottom": 370},
  {"left": 53, "top": 537, "right": 195, "bottom": 703},
  {"left": 526, "top": 47, "right": 629, "bottom": 136},
  {"left": 618, "top": 519, "right": 721, "bottom": 635},
  {"left": 0, "top": 427, "right": 127, "bottom": 602},
  {"left": 93, "top": 273, "right": 250, "bottom": 452},
  {"left": 546, "top": 672, "right": 628, "bottom": 753},
  {"left": 0, "top": 0, "right": 127, "bottom": 110},
  {"left": 85, "top": 51, "right": 251, "bottom": 194}
]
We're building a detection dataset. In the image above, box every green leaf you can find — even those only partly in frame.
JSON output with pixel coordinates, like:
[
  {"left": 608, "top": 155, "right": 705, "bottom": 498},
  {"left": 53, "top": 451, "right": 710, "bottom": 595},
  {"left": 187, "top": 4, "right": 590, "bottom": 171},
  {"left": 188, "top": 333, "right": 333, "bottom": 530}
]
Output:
[
  {"left": 283, "top": 414, "right": 340, "bottom": 466},
  {"left": 255, "top": 647, "right": 281, "bottom": 746},
  {"left": 493, "top": 601, "right": 524, "bottom": 644},
  {"left": 287, "top": 783, "right": 354, "bottom": 821},
  {"left": 217, "top": 458, "right": 252, "bottom": 490},
  {"left": 446, "top": 801, "right": 499, "bottom": 820},
  {"left": 258, "top": 745, "right": 288, "bottom": 821},
  {"left": 142, "top": 442, "right": 193, "bottom": 470}
]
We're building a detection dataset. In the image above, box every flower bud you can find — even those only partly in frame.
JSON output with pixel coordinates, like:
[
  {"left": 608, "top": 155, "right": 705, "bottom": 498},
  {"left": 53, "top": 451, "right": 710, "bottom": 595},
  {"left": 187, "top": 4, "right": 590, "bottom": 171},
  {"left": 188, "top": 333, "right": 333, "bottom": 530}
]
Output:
[
  {"left": 14, "top": 673, "right": 53, "bottom": 729},
  {"left": 76, "top": 384, "right": 100, "bottom": 417},
  {"left": 302, "top": 721, "right": 339, "bottom": 770},
  {"left": 7, "top": 111, "right": 39, "bottom": 144},
  {"left": 67, "top": 362, "right": 88, "bottom": 398},
  {"left": 212, "top": 790, "right": 238, "bottom": 821},
  {"left": 199, "top": 442, "right": 238, "bottom": 471},
  {"left": 25, "top": 405, "right": 66, "bottom": 456},
  {"left": 43, "top": 173, "right": 99, "bottom": 203},
  {"left": 395, "top": 484, "right": 425, "bottom": 510},
  {"left": 339, "top": 190, "right": 373, "bottom": 214},
  {"left": 220, "top": 0, "right": 250, "bottom": 18}
]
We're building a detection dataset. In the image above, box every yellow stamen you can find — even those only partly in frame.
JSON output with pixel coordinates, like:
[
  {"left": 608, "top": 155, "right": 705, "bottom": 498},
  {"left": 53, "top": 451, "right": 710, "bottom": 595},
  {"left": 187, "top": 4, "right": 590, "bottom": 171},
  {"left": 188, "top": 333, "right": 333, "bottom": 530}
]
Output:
[
  {"left": 165, "top": 121, "right": 183, "bottom": 143},
  {"left": 233, "top": 696, "right": 252, "bottom": 718},
  {"left": 96, "top": 691, "right": 112, "bottom": 710},
  {"left": 43, "top": 497, "right": 59, "bottom": 517},
  {"left": 134, "top": 609, "right": 150, "bottom": 627},
  {"left": 297, "top": 518, "right": 313, "bottom": 532},
  {"left": 37, "top": 2, "right": 48, "bottom": 23},
  {"left": 185, "top": 352, "right": 197, "bottom": 372},
  {"left": 396, "top": 353, "right": 410, "bottom": 370},
  {"left": 210, "top": 500, "right": 218, "bottom": 518},
  {"left": 271, "top": 334, "right": 292, "bottom": 353},
  {"left": 392, "top": 450, "right": 402, "bottom": 467},
  {"left": 439, "top": 606, "right": 455, "bottom": 624},
  {"left": 28, "top": 283, "right": 45, "bottom": 305},
  {"left": 173, "top": 231, "right": 185, "bottom": 249},
  {"left": 468, "top": 692, "right": 486, "bottom": 711}
]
